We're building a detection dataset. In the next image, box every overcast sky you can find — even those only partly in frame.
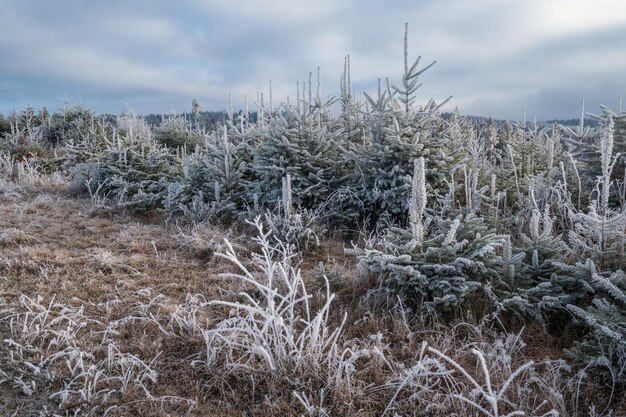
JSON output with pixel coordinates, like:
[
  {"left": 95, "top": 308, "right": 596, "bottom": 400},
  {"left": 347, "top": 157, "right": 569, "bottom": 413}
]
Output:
[{"left": 1, "top": 0, "right": 625, "bottom": 120}]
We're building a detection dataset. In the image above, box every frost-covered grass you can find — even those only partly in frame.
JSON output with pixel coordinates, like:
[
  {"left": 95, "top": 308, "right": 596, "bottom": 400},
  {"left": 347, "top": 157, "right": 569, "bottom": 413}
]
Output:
[
  {"left": 0, "top": 152, "right": 66, "bottom": 195},
  {"left": 0, "top": 183, "right": 620, "bottom": 416},
  {"left": 199, "top": 218, "right": 345, "bottom": 376}
]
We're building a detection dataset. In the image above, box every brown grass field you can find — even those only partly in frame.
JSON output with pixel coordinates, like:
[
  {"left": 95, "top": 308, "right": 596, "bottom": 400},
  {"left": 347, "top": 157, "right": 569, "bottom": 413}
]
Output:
[{"left": 0, "top": 175, "right": 623, "bottom": 416}]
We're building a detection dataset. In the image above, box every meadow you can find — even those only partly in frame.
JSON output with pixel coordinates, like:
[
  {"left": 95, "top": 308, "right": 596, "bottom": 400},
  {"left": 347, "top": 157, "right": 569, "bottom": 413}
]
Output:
[{"left": 0, "top": 27, "right": 625, "bottom": 416}]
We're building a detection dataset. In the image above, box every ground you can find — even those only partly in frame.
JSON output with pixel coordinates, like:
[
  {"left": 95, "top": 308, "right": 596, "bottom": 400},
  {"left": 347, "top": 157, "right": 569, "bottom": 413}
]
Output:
[{"left": 0, "top": 181, "right": 621, "bottom": 416}]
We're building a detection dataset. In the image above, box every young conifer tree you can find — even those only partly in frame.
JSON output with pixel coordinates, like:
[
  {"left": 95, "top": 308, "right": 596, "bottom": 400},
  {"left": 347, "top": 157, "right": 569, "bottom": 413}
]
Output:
[
  {"left": 353, "top": 157, "right": 504, "bottom": 313},
  {"left": 249, "top": 79, "right": 337, "bottom": 211},
  {"left": 567, "top": 269, "right": 626, "bottom": 384},
  {"left": 341, "top": 24, "right": 453, "bottom": 226}
]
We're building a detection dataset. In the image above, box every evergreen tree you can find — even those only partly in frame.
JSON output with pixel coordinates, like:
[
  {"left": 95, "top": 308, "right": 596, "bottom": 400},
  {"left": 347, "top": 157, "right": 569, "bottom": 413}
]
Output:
[
  {"left": 567, "top": 269, "right": 626, "bottom": 385},
  {"left": 352, "top": 158, "right": 504, "bottom": 313},
  {"left": 153, "top": 115, "right": 203, "bottom": 150},
  {"left": 249, "top": 93, "right": 337, "bottom": 211},
  {"left": 176, "top": 124, "right": 251, "bottom": 217},
  {"left": 85, "top": 129, "right": 181, "bottom": 212}
]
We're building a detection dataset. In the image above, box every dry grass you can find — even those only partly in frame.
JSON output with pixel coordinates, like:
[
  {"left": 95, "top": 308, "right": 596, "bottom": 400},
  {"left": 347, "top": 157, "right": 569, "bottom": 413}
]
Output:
[{"left": 0, "top": 174, "right": 623, "bottom": 416}]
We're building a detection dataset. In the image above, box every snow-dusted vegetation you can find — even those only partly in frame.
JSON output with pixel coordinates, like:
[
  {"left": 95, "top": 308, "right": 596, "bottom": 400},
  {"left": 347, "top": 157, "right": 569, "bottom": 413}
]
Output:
[{"left": 1, "top": 25, "right": 625, "bottom": 416}]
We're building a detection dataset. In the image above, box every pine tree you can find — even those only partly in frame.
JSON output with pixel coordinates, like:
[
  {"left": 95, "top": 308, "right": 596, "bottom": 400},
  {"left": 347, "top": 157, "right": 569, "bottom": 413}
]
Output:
[
  {"left": 337, "top": 24, "right": 454, "bottom": 226},
  {"left": 154, "top": 115, "right": 203, "bottom": 150}
]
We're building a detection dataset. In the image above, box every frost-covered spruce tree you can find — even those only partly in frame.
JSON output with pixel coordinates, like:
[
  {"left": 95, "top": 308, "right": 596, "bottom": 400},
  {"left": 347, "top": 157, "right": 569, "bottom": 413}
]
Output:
[
  {"left": 566, "top": 268, "right": 626, "bottom": 385},
  {"left": 336, "top": 55, "right": 364, "bottom": 149},
  {"left": 455, "top": 124, "right": 495, "bottom": 214},
  {"left": 326, "top": 57, "right": 372, "bottom": 226},
  {"left": 0, "top": 106, "right": 46, "bottom": 159},
  {"left": 249, "top": 81, "right": 338, "bottom": 211},
  {"left": 339, "top": 26, "right": 453, "bottom": 225},
  {"left": 482, "top": 117, "right": 505, "bottom": 166},
  {"left": 351, "top": 157, "right": 504, "bottom": 314},
  {"left": 64, "top": 115, "right": 112, "bottom": 187},
  {"left": 154, "top": 114, "right": 203, "bottom": 150},
  {"left": 565, "top": 115, "right": 626, "bottom": 271},
  {"left": 567, "top": 204, "right": 626, "bottom": 271},
  {"left": 496, "top": 118, "right": 561, "bottom": 212},
  {"left": 560, "top": 102, "right": 626, "bottom": 206},
  {"left": 84, "top": 127, "right": 181, "bottom": 212},
  {"left": 489, "top": 120, "right": 524, "bottom": 203},
  {"left": 42, "top": 104, "right": 101, "bottom": 148},
  {"left": 518, "top": 208, "right": 569, "bottom": 287},
  {"left": 483, "top": 119, "right": 566, "bottom": 242},
  {"left": 506, "top": 117, "right": 536, "bottom": 182},
  {"left": 488, "top": 208, "right": 573, "bottom": 321},
  {"left": 174, "top": 124, "right": 251, "bottom": 218}
]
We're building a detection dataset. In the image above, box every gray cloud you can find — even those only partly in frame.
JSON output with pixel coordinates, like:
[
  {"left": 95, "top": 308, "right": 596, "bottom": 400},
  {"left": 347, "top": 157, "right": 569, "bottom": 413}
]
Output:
[{"left": 1, "top": 0, "right": 625, "bottom": 119}]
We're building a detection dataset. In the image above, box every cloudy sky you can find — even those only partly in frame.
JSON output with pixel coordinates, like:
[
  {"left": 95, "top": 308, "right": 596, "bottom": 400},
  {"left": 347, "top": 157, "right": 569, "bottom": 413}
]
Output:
[{"left": 1, "top": 0, "right": 625, "bottom": 120}]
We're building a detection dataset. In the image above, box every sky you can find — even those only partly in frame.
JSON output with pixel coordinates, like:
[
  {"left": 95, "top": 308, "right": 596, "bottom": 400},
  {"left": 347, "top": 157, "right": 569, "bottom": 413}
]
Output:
[{"left": 1, "top": 0, "right": 625, "bottom": 120}]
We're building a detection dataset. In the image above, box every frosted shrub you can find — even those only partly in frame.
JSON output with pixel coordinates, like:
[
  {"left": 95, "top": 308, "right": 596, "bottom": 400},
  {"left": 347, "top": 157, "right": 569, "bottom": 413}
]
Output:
[
  {"left": 426, "top": 336, "right": 565, "bottom": 417},
  {"left": 250, "top": 174, "right": 326, "bottom": 251},
  {"left": 382, "top": 328, "right": 569, "bottom": 417},
  {"left": 0, "top": 151, "right": 66, "bottom": 187},
  {"left": 261, "top": 207, "right": 325, "bottom": 251},
  {"left": 0, "top": 295, "right": 192, "bottom": 415}
]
